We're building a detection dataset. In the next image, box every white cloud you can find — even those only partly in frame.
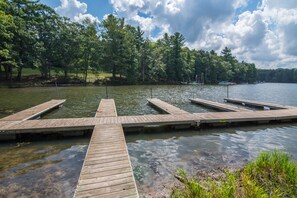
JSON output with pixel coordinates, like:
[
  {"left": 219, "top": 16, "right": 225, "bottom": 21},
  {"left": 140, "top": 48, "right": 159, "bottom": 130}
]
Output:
[
  {"left": 109, "top": 0, "right": 239, "bottom": 42},
  {"left": 108, "top": 0, "right": 297, "bottom": 68},
  {"left": 55, "top": 0, "right": 99, "bottom": 23},
  {"left": 131, "top": 15, "right": 156, "bottom": 32}
]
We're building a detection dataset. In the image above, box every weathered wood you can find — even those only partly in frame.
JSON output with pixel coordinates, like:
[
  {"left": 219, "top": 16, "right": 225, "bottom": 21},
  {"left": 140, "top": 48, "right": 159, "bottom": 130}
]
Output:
[
  {"left": 74, "top": 124, "right": 138, "bottom": 198},
  {"left": 95, "top": 99, "right": 117, "bottom": 117},
  {"left": 147, "top": 98, "right": 190, "bottom": 114},
  {"left": 224, "top": 98, "right": 296, "bottom": 110},
  {"left": 74, "top": 99, "right": 138, "bottom": 198},
  {"left": 190, "top": 98, "right": 251, "bottom": 112},
  {"left": 0, "top": 99, "right": 66, "bottom": 121}
]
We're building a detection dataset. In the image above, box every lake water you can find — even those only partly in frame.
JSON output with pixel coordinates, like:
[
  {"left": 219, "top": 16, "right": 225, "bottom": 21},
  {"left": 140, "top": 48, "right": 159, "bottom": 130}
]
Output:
[{"left": 0, "top": 83, "right": 297, "bottom": 197}]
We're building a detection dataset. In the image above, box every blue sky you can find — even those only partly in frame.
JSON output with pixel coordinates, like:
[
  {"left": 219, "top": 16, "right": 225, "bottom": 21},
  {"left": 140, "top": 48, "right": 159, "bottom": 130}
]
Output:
[
  {"left": 40, "top": 0, "right": 297, "bottom": 69},
  {"left": 40, "top": 0, "right": 113, "bottom": 20}
]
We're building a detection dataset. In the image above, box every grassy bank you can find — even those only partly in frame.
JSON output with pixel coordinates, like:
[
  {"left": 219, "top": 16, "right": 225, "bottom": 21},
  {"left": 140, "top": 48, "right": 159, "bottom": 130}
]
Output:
[
  {"left": 14, "top": 68, "right": 115, "bottom": 83},
  {"left": 171, "top": 151, "right": 297, "bottom": 198},
  {"left": 0, "top": 68, "right": 120, "bottom": 87}
]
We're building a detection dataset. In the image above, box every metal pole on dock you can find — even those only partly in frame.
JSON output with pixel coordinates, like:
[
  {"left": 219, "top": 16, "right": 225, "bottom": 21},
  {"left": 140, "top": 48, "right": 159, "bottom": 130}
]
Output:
[
  {"left": 227, "top": 85, "right": 229, "bottom": 98},
  {"left": 105, "top": 79, "right": 109, "bottom": 99},
  {"left": 150, "top": 87, "right": 153, "bottom": 98}
]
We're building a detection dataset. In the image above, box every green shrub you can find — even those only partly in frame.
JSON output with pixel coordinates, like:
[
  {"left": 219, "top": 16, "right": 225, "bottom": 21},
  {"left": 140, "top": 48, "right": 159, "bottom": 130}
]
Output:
[{"left": 171, "top": 151, "right": 297, "bottom": 198}]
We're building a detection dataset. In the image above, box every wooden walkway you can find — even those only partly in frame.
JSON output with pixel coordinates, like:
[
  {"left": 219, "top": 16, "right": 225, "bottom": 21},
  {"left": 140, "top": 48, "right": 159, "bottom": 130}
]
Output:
[
  {"left": 147, "top": 98, "right": 189, "bottom": 114},
  {"left": 224, "top": 98, "right": 296, "bottom": 110},
  {"left": 2, "top": 108, "right": 297, "bottom": 133},
  {"left": 190, "top": 98, "right": 251, "bottom": 112},
  {"left": 0, "top": 99, "right": 65, "bottom": 121},
  {"left": 96, "top": 99, "right": 118, "bottom": 117},
  {"left": 74, "top": 99, "right": 138, "bottom": 198}
]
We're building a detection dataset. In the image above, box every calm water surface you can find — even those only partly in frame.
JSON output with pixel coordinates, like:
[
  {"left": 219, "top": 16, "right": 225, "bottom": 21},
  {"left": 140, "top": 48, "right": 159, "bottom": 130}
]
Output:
[{"left": 0, "top": 83, "right": 297, "bottom": 197}]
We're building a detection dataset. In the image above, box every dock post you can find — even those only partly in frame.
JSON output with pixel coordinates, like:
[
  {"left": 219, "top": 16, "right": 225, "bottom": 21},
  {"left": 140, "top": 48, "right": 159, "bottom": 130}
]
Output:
[
  {"left": 150, "top": 87, "right": 153, "bottom": 98},
  {"left": 105, "top": 79, "right": 109, "bottom": 99},
  {"left": 227, "top": 85, "right": 229, "bottom": 98}
]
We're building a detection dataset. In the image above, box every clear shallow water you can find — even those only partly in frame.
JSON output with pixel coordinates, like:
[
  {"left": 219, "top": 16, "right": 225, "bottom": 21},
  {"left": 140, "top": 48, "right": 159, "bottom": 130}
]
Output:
[{"left": 0, "top": 83, "right": 297, "bottom": 197}]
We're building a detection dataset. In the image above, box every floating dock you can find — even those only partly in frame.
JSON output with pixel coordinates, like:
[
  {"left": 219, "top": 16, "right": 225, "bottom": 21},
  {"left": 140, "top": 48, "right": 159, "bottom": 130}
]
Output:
[
  {"left": 74, "top": 99, "right": 138, "bottom": 198},
  {"left": 147, "top": 98, "right": 190, "bottom": 114},
  {"left": 224, "top": 98, "right": 296, "bottom": 110},
  {"left": 1, "top": 97, "right": 297, "bottom": 197},
  {"left": 0, "top": 99, "right": 65, "bottom": 121},
  {"left": 190, "top": 98, "right": 251, "bottom": 112},
  {"left": 1, "top": 104, "right": 297, "bottom": 133}
]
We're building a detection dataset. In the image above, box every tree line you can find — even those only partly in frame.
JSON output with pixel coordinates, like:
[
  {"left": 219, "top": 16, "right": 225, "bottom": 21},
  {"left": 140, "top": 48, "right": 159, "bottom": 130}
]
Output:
[
  {"left": 258, "top": 69, "right": 297, "bottom": 83},
  {"left": 0, "top": 0, "right": 259, "bottom": 84}
]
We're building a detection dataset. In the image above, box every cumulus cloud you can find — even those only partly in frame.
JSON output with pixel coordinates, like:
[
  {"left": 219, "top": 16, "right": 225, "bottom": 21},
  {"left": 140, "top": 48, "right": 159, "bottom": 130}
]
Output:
[
  {"left": 109, "top": 0, "right": 239, "bottom": 42},
  {"left": 108, "top": 0, "right": 297, "bottom": 68},
  {"left": 55, "top": 0, "right": 99, "bottom": 23}
]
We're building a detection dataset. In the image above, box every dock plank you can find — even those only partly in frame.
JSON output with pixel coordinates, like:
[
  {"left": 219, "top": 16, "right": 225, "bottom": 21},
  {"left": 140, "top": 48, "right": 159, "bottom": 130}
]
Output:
[
  {"left": 74, "top": 99, "right": 138, "bottom": 198},
  {"left": 0, "top": 99, "right": 66, "bottom": 121},
  {"left": 74, "top": 124, "right": 138, "bottom": 198},
  {"left": 147, "top": 98, "right": 189, "bottom": 114},
  {"left": 95, "top": 99, "right": 118, "bottom": 117},
  {"left": 190, "top": 98, "right": 251, "bottom": 112}
]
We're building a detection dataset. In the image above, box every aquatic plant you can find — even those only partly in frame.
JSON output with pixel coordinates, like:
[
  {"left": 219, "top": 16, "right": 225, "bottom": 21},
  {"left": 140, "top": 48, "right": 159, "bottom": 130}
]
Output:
[{"left": 170, "top": 150, "right": 297, "bottom": 198}]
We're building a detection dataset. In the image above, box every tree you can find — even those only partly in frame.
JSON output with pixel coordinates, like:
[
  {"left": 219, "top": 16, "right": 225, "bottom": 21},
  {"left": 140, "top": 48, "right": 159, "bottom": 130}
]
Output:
[
  {"left": 53, "top": 18, "right": 82, "bottom": 80},
  {"left": 135, "top": 26, "right": 146, "bottom": 82},
  {"left": 9, "top": 0, "right": 44, "bottom": 81},
  {"left": 148, "top": 43, "right": 166, "bottom": 82},
  {"left": 221, "top": 47, "right": 235, "bottom": 63},
  {"left": 79, "top": 18, "right": 101, "bottom": 83},
  {"left": 170, "top": 32, "right": 185, "bottom": 81},
  {"left": 102, "top": 14, "right": 125, "bottom": 81},
  {"left": 34, "top": 3, "right": 60, "bottom": 79},
  {"left": 0, "top": 0, "right": 15, "bottom": 80}
]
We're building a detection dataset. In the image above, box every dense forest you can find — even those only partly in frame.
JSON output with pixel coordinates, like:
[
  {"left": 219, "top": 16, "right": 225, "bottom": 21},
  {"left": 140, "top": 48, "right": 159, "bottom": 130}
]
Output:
[
  {"left": 0, "top": 0, "right": 285, "bottom": 85},
  {"left": 258, "top": 69, "right": 297, "bottom": 83}
]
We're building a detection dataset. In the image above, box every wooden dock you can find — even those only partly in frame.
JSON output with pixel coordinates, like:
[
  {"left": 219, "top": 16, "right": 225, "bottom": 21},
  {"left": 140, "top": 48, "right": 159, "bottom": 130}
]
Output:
[
  {"left": 147, "top": 98, "right": 189, "bottom": 114},
  {"left": 224, "top": 98, "right": 296, "bottom": 110},
  {"left": 0, "top": 99, "right": 65, "bottom": 121},
  {"left": 1, "top": 97, "right": 297, "bottom": 197},
  {"left": 190, "top": 98, "right": 251, "bottom": 112},
  {"left": 74, "top": 99, "right": 138, "bottom": 198}
]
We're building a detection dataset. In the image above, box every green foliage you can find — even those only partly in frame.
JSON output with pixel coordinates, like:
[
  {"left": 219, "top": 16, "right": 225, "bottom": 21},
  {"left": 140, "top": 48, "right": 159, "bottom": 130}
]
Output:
[
  {"left": 244, "top": 150, "right": 297, "bottom": 197},
  {"left": 0, "top": 0, "right": 258, "bottom": 84},
  {"left": 171, "top": 151, "right": 297, "bottom": 198}
]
